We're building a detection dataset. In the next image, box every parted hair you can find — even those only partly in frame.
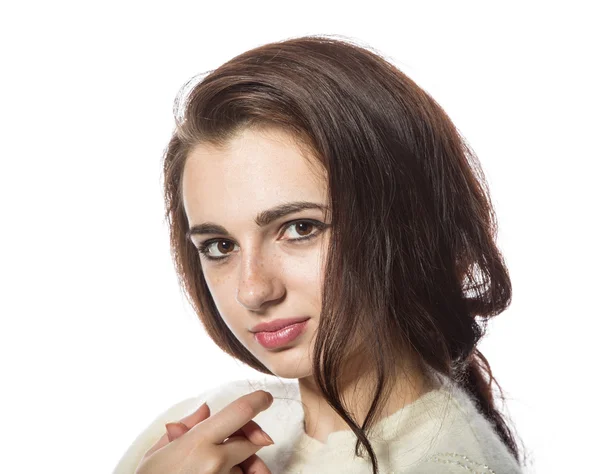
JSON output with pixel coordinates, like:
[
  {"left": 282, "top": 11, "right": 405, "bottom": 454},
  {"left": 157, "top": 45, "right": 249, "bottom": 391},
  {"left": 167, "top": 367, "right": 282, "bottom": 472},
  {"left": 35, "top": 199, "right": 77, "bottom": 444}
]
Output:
[{"left": 161, "top": 34, "right": 524, "bottom": 473}]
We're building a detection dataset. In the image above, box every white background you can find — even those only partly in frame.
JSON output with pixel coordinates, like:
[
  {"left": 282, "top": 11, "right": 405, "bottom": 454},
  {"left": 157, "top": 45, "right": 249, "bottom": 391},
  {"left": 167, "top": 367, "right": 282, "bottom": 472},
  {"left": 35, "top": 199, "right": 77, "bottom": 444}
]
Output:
[{"left": 1, "top": 1, "right": 597, "bottom": 473}]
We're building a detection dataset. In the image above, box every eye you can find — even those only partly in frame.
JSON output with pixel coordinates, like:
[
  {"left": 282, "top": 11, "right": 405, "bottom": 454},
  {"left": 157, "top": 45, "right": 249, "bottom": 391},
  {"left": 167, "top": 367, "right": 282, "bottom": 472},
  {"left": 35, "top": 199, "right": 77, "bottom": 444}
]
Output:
[
  {"left": 283, "top": 221, "right": 321, "bottom": 239},
  {"left": 196, "top": 219, "right": 327, "bottom": 262},
  {"left": 197, "top": 240, "right": 238, "bottom": 261}
]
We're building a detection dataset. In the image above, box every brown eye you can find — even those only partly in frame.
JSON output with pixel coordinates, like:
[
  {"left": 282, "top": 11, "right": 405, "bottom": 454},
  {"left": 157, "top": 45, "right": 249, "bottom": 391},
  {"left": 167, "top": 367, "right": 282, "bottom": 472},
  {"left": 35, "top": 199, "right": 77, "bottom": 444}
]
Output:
[
  {"left": 294, "top": 222, "right": 314, "bottom": 236},
  {"left": 283, "top": 220, "right": 325, "bottom": 241},
  {"left": 216, "top": 241, "right": 234, "bottom": 254},
  {"left": 197, "top": 239, "right": 239, "bottom": 260}
]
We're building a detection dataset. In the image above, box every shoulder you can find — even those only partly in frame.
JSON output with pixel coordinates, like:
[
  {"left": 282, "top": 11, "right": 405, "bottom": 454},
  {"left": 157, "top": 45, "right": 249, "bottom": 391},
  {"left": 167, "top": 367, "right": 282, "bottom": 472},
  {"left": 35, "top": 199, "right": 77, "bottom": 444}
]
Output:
[
  {"left": 404, "top": 374, "right": 523, "bottom": 473},
  {"left": 409, "top": 451, "right": 516, "bottom": 473},
  {"left": 202, "top": 376, "right": 304, "bottom": 439},
  {"left": 204, "top": 376, "right": 298, "bottom": 404},
  {"left": 194, "top": 376, "right": 300, "bottom": 419}
]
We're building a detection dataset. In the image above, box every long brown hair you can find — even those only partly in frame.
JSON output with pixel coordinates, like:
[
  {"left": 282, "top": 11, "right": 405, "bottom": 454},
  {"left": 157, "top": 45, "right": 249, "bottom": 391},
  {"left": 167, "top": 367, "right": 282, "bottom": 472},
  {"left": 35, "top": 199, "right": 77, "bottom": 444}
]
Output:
[{"left": 162, "top": 34, "right": 525, "bottom": 473}]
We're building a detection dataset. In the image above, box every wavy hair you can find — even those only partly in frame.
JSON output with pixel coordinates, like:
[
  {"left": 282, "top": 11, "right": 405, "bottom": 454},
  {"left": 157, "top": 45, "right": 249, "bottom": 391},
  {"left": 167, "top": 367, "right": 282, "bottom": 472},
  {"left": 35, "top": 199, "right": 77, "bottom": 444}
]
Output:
[{"left": 161, "top": 34, "right": 525, "bottom": 473}]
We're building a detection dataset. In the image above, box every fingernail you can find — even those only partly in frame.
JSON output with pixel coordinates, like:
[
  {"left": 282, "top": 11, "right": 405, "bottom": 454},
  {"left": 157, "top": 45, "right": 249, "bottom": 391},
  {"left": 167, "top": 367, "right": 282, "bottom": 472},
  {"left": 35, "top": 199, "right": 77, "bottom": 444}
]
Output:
[
  {"left": 261, "top": 430, "right": 275, "bottom": 445},
  {"left": 165, "top": 423, "right": 179, "bottom": 442}
]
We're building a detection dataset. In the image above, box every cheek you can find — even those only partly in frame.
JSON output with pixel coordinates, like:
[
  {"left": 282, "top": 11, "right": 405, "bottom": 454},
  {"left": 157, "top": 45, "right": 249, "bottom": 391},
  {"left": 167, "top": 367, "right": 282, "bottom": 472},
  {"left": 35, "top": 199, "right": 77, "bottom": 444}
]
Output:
[
  {"left": 281, "top": 251, "right": 325, "bottom": 308},
  {"left": 295, "top": 264, "right": 321, "bottom": 289},
  {"left": 202, "top": 272, "right": 236, "bottom": 319}
]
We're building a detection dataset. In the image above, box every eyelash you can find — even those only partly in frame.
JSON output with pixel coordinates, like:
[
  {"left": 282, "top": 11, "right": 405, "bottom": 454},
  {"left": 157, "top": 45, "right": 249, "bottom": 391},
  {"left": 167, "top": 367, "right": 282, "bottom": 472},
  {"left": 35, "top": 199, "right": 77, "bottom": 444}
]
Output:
[{"left": 196, "top": 220, "right": 327, "bottom": 263}]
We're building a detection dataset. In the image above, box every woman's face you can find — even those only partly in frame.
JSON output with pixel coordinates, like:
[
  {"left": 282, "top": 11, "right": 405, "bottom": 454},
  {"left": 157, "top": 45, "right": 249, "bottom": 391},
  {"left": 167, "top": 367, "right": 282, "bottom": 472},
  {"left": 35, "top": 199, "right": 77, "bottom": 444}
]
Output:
[{"left": 182, "top": 127, "right": 330, "bottom": 378}]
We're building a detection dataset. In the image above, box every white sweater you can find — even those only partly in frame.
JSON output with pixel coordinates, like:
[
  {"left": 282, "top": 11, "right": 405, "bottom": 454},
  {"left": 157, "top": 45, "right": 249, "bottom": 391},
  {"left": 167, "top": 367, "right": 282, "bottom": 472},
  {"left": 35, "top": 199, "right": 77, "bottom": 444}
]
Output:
[{"left": 113, "top": 372, "right": 523, "bottom": 473}]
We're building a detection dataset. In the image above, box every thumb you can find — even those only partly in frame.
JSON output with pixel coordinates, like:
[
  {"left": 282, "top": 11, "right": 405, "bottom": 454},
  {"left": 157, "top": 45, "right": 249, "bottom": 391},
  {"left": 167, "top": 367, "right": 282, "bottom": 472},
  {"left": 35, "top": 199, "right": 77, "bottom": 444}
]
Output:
[{"left": 165, "top": 421, "right": 190, "bottom": 442}]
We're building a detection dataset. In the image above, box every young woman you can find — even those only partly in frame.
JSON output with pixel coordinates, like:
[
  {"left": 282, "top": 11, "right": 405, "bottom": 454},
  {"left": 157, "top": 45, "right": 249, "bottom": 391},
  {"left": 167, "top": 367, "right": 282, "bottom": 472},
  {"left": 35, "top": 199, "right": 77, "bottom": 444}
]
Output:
[{"left": 114, "top": 35, "right": 525, "bottom": 474}]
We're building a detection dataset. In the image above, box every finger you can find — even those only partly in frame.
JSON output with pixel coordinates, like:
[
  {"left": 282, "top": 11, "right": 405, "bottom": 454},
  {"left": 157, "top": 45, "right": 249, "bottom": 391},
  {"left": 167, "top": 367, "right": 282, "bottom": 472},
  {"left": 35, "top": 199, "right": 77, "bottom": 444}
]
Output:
[
  {"left": 226, "top": 424, "right": 269, "bottom": 447},
  {"left": 237, "top": 420, "right": 274, "bottom": 446},
  {"left": 239, "top": 453, "right": 273, "bottom": 474},
  {"left": 144, "top": 402, "right": 210, "bottom": 458},
  {"left": 230, "top": 466, "right": 243, "bottom": 474},
  {"left": 218, "top": 435, "right": 271, "bottom": 470},
  {"left": 165, "top": 421, "right": 189, "bottom": 442},
  {"left": 191, "top": 390, "right": 273, "bottom": 445},
  {"left": 179, "top": 401, "right": 211, "bottom": 429},
  {"left": 143, "top": 422, "right": 187, "bottom": 459}
]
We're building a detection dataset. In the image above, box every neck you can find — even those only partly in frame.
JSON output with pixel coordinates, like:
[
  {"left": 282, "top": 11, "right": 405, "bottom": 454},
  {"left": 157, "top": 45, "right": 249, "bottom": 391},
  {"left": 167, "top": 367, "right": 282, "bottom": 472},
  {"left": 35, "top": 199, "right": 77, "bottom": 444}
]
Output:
[{"left": 298, "top": 349, "right": 434, "bottom": 443}]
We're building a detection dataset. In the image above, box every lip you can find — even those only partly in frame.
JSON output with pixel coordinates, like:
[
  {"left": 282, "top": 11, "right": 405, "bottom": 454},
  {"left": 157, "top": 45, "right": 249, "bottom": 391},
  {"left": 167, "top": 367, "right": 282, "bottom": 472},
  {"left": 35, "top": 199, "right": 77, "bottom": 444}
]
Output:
[
  {"left": 253, "top": 320, "right": 309, "bottom": 349},
  {"left": 250, "top": 317, "right": 310, "bottom": 333}
]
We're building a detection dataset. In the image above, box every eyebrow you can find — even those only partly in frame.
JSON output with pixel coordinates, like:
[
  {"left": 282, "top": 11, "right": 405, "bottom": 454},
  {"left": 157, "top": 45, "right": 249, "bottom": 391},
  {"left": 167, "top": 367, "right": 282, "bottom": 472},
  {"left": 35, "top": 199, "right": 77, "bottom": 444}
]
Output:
[{"left": 185, "top": 201, "right": 329, "bottom": 241}]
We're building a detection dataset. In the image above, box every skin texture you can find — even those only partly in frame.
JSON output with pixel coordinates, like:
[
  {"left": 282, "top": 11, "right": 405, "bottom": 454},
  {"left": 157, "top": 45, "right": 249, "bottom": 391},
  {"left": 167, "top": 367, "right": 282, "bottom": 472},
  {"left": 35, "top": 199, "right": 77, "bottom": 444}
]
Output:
[{"left": 181, "top": 127, "right": 431, "bottom": 446}]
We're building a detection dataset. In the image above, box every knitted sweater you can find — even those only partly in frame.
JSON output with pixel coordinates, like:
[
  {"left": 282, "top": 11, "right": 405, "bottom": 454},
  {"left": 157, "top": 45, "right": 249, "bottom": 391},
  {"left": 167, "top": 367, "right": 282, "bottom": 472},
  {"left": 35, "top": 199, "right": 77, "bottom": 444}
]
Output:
[{"left": 113, "top": 372, "right": 522, "bottom": 473}]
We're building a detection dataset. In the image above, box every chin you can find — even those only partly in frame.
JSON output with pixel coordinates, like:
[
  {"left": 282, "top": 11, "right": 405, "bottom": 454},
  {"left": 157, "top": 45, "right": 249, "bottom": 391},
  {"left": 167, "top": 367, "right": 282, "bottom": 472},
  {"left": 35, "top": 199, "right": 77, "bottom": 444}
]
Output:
[
  {"left": 260, "top": 349, "right": 313, "bottom": 380},
  {"left": 269, "top": 366, "right": 312, "bottom": 380}
]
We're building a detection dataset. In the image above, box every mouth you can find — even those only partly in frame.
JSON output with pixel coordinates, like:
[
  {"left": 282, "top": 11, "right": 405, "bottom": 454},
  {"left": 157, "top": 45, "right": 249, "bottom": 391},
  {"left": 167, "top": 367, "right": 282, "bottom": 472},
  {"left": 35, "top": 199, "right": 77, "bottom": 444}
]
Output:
[
  {"left": 253, "top": 319, "right": 309, "bottom": 349},
  {"left": 250, "top": 317, "right": 310, "bottom": 334}
]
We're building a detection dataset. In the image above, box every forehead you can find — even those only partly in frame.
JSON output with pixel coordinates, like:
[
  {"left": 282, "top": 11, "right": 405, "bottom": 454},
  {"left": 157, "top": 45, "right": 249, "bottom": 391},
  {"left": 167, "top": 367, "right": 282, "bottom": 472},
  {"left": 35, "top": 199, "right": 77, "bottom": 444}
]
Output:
[{"left": 182, "top": 127, "right": 328, "bottom": 221}]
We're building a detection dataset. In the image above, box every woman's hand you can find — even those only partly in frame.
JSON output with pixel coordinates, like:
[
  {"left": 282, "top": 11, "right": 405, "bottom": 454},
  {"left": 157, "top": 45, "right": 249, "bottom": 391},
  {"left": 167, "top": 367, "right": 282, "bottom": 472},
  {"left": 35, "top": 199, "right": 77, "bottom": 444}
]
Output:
[{"left": 134, "top": 390, "right": 275, "bottom": 474}]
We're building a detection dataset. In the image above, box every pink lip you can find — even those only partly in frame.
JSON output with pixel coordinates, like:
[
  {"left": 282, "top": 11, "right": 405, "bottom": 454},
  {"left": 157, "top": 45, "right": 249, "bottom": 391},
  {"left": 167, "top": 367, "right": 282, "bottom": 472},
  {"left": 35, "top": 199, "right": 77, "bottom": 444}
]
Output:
[
  {"left": 254, "top": 320, "right": 309, "bottom": 349},
  {"left": 250, "top": 317, "right": 310, "bottom": 333}
]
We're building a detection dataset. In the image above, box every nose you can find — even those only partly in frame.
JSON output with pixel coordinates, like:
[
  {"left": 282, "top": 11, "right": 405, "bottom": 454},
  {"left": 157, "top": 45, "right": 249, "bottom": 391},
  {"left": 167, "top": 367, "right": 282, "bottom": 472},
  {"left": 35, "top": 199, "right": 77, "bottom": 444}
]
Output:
[{"left": 235, "top": 247, "right": 285, "bottom": 311}]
